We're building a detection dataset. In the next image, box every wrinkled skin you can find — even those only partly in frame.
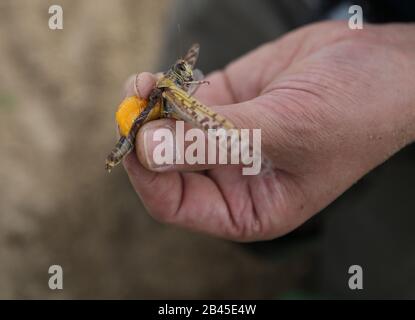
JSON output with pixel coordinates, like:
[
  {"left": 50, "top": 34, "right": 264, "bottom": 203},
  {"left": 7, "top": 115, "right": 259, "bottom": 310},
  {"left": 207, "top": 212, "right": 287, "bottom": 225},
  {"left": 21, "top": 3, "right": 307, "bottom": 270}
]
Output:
[{"left": 123, "top": 21, "right": 415, "bottom": 241}]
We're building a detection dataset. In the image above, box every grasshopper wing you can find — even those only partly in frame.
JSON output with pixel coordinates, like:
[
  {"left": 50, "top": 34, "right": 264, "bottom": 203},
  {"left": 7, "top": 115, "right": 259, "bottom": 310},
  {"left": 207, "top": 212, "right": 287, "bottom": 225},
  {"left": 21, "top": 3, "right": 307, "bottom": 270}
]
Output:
[
  {"left": 163, "top": 85, "right": 235, "bottom": 131},
  {"left": 163, "top": 85, "right": 272, "bottom": 175},
  {"left": 183, "top": 43, "right": 200, "bottom": 69}
]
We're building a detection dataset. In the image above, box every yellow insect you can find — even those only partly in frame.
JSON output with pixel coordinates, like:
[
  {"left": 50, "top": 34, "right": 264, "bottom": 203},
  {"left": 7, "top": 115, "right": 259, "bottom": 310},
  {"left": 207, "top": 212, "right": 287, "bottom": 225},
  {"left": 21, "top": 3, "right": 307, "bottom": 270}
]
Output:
[{"left": 105, "top": 44, "right": 236, "bottom": 172}]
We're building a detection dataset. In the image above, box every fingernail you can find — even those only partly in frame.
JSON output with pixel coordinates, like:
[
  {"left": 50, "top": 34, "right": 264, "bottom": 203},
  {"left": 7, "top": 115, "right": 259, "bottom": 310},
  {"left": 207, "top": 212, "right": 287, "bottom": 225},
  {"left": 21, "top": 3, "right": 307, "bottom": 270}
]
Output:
[{"left": 143, "top": 124, "right": 176, "bottom": 171}]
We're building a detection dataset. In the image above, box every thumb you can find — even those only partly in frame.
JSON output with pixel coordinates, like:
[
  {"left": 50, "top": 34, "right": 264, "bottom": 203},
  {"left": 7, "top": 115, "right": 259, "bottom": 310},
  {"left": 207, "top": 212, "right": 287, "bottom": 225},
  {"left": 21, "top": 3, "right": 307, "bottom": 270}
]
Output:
[{"left": 136, "top": 101, "right": 270, "bottom": 175}]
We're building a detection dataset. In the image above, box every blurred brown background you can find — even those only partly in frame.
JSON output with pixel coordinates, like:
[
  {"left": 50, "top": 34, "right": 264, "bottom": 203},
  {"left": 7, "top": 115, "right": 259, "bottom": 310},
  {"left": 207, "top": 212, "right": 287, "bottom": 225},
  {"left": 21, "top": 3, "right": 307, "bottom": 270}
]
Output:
[{"left": 0, "top": 0, "right": 311, "bottom": 299}]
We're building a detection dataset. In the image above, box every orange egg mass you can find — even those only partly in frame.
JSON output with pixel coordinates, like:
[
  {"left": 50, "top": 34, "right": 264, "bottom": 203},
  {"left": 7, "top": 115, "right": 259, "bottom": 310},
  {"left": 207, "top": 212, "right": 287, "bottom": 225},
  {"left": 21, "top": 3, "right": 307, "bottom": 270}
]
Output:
[{"left": 115, "top": 96, "right": 162, "bottom": 137}]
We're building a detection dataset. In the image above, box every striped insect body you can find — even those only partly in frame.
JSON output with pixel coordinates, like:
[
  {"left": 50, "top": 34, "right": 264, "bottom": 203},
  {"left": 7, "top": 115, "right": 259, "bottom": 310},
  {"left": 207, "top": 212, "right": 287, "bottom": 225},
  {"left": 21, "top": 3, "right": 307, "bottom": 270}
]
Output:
[{"left": 105, "top": 43, "right": 268, "bottom": 175}]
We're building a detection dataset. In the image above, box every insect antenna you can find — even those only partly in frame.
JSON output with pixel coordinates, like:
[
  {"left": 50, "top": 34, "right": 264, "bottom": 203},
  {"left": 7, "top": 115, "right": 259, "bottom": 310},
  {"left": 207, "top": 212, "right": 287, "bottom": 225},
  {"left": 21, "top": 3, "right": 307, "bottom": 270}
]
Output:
[{"left": 177, "top": 23, "right": 182, "bottom": 60}]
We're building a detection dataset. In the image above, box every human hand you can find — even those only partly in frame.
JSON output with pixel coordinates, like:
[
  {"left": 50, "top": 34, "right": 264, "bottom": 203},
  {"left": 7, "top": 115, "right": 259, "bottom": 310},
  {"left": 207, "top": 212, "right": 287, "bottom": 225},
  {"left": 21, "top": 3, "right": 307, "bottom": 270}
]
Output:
[{"left": 123, "top": 21, "right": 415, "bottom": 241}]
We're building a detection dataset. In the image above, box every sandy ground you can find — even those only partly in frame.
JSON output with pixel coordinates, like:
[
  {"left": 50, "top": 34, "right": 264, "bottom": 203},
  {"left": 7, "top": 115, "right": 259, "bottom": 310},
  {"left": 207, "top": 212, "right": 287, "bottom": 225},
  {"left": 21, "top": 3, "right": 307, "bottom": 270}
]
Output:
[{"left": 0, "top": 0, "right": 310, "bottom": 298}]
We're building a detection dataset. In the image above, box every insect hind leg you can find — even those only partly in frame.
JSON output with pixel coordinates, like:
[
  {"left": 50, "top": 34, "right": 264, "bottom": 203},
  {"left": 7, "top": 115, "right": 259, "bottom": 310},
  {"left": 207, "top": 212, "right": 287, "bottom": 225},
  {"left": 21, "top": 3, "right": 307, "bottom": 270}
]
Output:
[
  {"left": 105, "top": 136, "right": 134, "bottom": 172},
  {"left": 128, "top": 88, "right": 162, "bottom": 138}
]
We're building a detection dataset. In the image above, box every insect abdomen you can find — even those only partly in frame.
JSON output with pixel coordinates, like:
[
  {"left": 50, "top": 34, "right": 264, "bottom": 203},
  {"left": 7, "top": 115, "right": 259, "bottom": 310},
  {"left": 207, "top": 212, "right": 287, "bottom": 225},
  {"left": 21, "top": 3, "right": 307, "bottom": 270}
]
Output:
[{"left": 105, "top": 136, "right": 134, "bottom": 172}]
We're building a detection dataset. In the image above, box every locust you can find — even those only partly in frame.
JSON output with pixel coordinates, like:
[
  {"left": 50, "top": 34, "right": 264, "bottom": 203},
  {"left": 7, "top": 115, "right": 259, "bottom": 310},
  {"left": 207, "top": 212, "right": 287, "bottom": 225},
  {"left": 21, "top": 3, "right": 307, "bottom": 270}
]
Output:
[{"left": 105, "top": 43, "right": 237, "bottom": 172}]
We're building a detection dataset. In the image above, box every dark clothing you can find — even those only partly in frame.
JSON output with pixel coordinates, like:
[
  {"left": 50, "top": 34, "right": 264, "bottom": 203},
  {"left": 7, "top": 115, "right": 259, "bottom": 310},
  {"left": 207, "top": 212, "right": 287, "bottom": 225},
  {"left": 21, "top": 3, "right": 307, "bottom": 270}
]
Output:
[{"left": 358, "top": 0, "right": 415, "bottom": 22}]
